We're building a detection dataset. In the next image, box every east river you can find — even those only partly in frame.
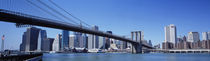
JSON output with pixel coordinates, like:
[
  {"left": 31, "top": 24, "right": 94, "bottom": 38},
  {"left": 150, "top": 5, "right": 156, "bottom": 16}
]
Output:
[{"left": 42, "top": 53, "right": 210, "bottom": 61}]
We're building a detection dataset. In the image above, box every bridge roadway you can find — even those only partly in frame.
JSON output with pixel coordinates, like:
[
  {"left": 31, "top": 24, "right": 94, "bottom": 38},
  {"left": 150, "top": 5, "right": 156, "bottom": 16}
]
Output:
[{"left": 0, "top": 9, "right": 153, "bottom": 53}]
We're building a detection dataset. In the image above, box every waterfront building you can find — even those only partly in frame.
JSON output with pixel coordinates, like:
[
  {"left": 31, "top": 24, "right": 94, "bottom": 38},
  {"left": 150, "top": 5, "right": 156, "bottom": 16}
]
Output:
[
  {"left": 148, "top": 40, "right": 152, "bottom": 47},
  {"left": 22, "top": 27, "right": 41, "bottom": 52},
  {"left": 61, "top": 30, "right": 69, "bottom": 50},
  {"left": 183, "top": 41, "right": 191, "bottom": 49},
  {"left": 46, "top": 38, "right": 54, "bottom": 51},
  {"left": 208, "top": 32, "right": 210, "bottom": 40},
  {"left": 75, "top": 32, "right": 83, "bottom": 48},
  {"left": 162, "top": 42, "right": 174, "bottom": 49},
  {"left": 83, "top": 34, "right": 88, "bottom": 48},
  {"left": 69, "top": 35, "right": 75, "bottom": 48},
  {"left": 52, "top": 34, "right": 62, "bottom": 51},
  {"left": 99, "top": 36, "right": 105, "bottom": 49},
  {"left": 37, "top": 30, "right": 48, "bottom": 51},
  {"left": 41, "top": 38, "right": 54, "bottom": 51},
  {"left": 88, "top": 35, "right": 93, "bottom": 49},
  {"left": 164, "top": 24, "right": 177, "bottom": 44},
  {"left": 201, "top": 40, "right": 210, "bottom": 49},
  {"left": 187, "top": 32, "right": 200, "bottom": 42},
  {"left": 122, "top": 41, "right": 127, "bottom": 49},
  {"left": 207, "top": 40, "right": 210, "bottom": 49},
  {"left": 88, "top": 25, "right": 99, "bottom": 49},
  {"left": 20, "top": 27, "right": 55, "bottom": 52},
  {"left": 176, "top": 36, "right": 183, "bottom": 49},
  {"left": 117, "top": 40, "right": 124, "bottom": 50},
  {"left": 193, "top": 40, "right": 202, "bottom": 49},
  {"left": 201, "top": 40, "right": 207, "bottom": 49},
  {"left": 105, "top": 31, "right": 112, "bottom": 49},
  {"left": 202, "top": 32, "right": 208, "bottom": 40},
  {"left": 69, "top": 32, "right": 87, "bottom": 48},
  {"left": 20, "top": 32, "right": 26, "bottom": 51},
  {"left": 122, "top": 36, "right": 128, "bottom": 49},
  {"left": 183, "top": 36, "right": 187, "bottom": 41}
]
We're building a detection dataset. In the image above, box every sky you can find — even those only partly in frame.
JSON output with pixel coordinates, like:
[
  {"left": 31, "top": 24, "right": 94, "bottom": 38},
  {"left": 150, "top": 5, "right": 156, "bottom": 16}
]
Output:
[{"left": 0, "top": 0, "right": 210, "bottom": 50}]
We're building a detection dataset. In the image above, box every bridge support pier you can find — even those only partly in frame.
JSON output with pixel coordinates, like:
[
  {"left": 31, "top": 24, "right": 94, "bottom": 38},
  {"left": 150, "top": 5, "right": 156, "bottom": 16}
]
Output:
[
  {"left": 131, "top": 43, "right": 142, "bottom": 54},
  {"left": 131, "top": 31, "right": 144, "bottom": 54},
  {"left": 131, "top": 31, "right": 143, "bottom": 54}
]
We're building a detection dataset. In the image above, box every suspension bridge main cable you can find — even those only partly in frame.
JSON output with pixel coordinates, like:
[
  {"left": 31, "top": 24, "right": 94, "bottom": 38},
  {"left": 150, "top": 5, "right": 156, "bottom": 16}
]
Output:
[
  {"left": 48, "top": 0, "right": 91, "bottom": 27},
  {"left": 25, "top": 0, "right": 64, "bottom": 21},
  {"left": 37, "top": 0, "right": 79, "bottom": 25}
]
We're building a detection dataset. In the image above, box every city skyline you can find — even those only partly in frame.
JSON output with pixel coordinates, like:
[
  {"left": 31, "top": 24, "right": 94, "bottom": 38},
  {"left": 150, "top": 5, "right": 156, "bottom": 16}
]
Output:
[
  {"left": 1, "top": 0, "right": 210, "bottom": 61},
  {"left": 1, "top": 0, "right": 210, "bottom": 50}
]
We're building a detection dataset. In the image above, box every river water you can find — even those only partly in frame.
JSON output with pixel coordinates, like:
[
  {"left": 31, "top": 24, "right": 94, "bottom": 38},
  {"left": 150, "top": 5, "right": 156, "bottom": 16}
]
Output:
[{"left": 42, "top": 53, "right": 210, "bottom": 61}]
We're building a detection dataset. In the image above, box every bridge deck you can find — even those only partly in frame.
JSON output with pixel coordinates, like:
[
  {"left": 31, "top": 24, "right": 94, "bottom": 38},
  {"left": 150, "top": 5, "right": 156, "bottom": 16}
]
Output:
[{"left": 0, "top": 9, "right": 153, "bottom": 49}]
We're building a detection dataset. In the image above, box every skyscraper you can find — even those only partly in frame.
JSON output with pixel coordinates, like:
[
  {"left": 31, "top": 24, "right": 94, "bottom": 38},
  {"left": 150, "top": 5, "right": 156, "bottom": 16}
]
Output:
[
  {"left": 37, "top": 30, "right": 47, "bottom": 51},
  {"left": 1, "top": 35, "right": 5, "bottom": 51},
  {"left": 42, "top": 38, "right": 54, "bottom": 51},
  {"left": 188, "top": 32, "right": 200, "bottom": 42},
  {"left": 83, "top": 34, "right": 88, "bottom": 48},
  {"left": 88, "top": 25, "right": 99, "bottom": 49},
  {"left": 20, "top": 32, "right": 26, "bottom": 51},
  {"left": 122, "top": 36, "right": 127, "bottom": 49},
  {"left": 202, "top": 32, "right": 208, "bottom": 40},
  {"left": 148, "top": 40, "right": 152, "bottom": 47},
  {"left": 105, "top": 31, "right": 112, "bottom": 49},
  {"left": 74, "top": 32, "right": 83, "bottom": 48},
  {"left": 61, "top": 30, "right": 69, "bottom": 50},
  {"left": 164, "top": 24, "right": 177, "bottom": 44},
  {"left": 45, "top": 38, "right": 54, "bottom": 51},
  {"left": 88, "top": 35, "right": 93, "bottom": 49},
  {"left": 99, "top": 36, "right": 105, "bottom": 49},
  {"left": 93, "top": 26, "right": 99, "bottom": 49},
  {"left": 69, "top": 35, "right": 75, "bottom": 48},
  {"left": 52, "top": 34, "right": 62, "bottom": 51},
  {"left": 183, "top": 36, "right": 187, "bottom": 41},
  {"left": 20, "top": 27, "right": 41, "bottom": 52},
  {"left": 207, "top": 32, "right": 210, "bottom": 40}
]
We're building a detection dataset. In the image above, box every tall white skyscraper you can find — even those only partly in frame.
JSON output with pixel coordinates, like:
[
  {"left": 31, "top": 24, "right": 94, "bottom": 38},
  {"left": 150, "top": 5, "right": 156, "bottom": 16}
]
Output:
[
  {"left": 98, "top": 36, "right": 105, "bottom": 49},
  {"left": 208, "top": 32, "right": 210, "bottom": 40},
  {"left": 164, "top": 24, "right": 177, "bottom": 44},
  {"left": 187, "top": 32, "right": 200, "bottom": 42},
  {"left": 37, "top": 30, "right": 47, "bottom": 51},
  {"left": 52, "top": 34, "right": 62, "bottom": 51},
  {"left": 69, "top": 35, "right": 75, "bottom": 48},
  {"left": 202, "top": 32, "right": 208, "bottom": 40},
  {"left": 88, "top": 25, "right": 99, "bottom": 49}
]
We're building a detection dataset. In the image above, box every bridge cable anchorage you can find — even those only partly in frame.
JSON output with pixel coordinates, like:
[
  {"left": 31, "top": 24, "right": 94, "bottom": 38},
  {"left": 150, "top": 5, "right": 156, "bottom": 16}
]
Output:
[
  {"left": 36, "top": 0, "right": 79, "bottom": 25},
  {"left": 48, "top": 0, "right": 91, "bottom": 28},
  {"left": 25, "top": 0, "right": 65, "bottom": 22}
]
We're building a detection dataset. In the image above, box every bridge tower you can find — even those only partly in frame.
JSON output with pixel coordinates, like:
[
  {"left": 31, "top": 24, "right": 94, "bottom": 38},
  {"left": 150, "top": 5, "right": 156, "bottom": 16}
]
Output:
[{"left": 131, "top": 31, "right": 142, "bottom": 54}]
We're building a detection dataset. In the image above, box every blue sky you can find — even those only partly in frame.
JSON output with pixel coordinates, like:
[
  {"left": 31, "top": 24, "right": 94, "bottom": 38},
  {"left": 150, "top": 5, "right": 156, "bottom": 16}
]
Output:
[{"left": 0, "top": 0, "right": 210, "bottom": 50}]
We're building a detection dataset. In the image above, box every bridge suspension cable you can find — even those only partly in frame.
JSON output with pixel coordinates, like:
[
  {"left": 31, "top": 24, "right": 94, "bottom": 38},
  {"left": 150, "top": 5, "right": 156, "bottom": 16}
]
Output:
[
  {"left": 25, "top": 0, "right": 64, "bottom": 21},
  {"left": 48, "top": 0, "right": 91, "bottom": 27},
  {"left": 36, "top": 0, "right": 79, "bottom": 25},
  {"left": 19, "top": 0, "right": 66, "bottom": 28}
]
